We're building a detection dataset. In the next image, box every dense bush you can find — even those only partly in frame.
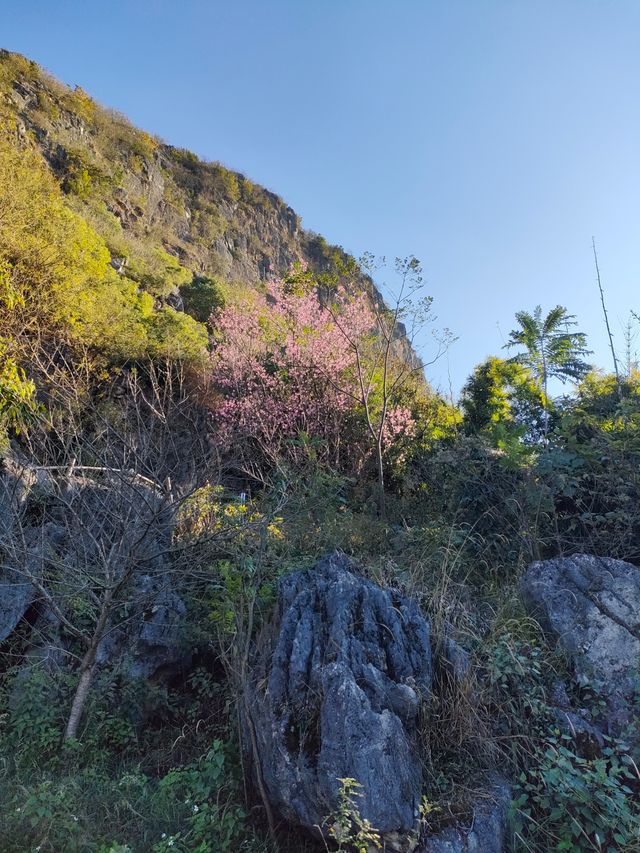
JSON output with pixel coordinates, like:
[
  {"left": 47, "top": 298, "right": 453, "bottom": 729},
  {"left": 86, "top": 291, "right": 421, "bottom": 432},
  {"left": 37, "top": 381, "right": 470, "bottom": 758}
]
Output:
[
  {"left": 179, "top": 275, "right": 225, "bottom": 323},
  {"left": 0, "top": 135, "right": 208, "bottom": 379}
]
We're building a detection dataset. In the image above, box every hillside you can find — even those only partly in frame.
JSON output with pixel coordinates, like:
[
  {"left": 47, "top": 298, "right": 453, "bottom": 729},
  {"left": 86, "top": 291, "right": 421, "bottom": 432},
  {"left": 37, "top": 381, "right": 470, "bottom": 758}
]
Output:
[
  {"left": 0, "top": 49, "right": 639, "bottom": 853},
  {"left": 0, "top": 49, "right": 386, "bottom": 312}
]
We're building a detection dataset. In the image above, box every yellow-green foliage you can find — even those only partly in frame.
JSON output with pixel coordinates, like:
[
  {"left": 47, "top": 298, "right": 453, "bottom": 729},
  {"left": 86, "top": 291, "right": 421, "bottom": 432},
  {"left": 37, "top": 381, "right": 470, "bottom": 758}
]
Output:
[
  {"left": 0, "top": 341, "right": 39, "bottom": 443},
  {"left": 577, "top": 368, "right": 640, "bottom": 419},
  {"left": 62, "top": 86, "right": 97, "bottom": 124},
  {"left": 128, "top": 246, "right": 192, "bottom": 297},
  {"left": 168, "top": 148, "right": 241, "bottom": 204},
  {"left": 461, "top": 356, "right": 544, "bottom": 444},
  {"left": 0, "top": 50, "right": 39, "bottom": 91},
  {"left": 327, "top": 778, "right": 382, "bottom": 853},
  {"left": 67, "top": 197, "right": 124, "bottom": 245},
  {"left": 0, "top": 258, "right": 39, "bottom": 442},
  {"left": 0, "top": 136, "right": 206, "bottom": 362},
  {"left": 0, "top": 140, "right": 99, "bottom": 309},
  {"left": 62, "top": 148, "right": 114, "bottom": 199},
  {"left": 96, "top": 108, "right": 159, "bottom": 162},
  {"left": 192, "top": 201, "right": 225, "bottom": 246},
  {"left": 146, "top": 307, "right": 208, "bottom": 360}
]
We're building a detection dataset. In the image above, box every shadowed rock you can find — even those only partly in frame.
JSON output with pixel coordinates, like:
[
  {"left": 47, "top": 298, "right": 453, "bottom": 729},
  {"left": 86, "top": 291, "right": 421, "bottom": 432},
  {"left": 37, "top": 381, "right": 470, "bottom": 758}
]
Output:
[
  {"left": 248, "top": 552, "right": 432, "bottom": 847},
  {"left": 418, "top": 777, "right": 511, "bottom": 853},
  {"left": 0, "top": 458, "right": 185, "bottom": 682},
  {"left": 522, "top": 554, "right": 640, "bottom": 730}
]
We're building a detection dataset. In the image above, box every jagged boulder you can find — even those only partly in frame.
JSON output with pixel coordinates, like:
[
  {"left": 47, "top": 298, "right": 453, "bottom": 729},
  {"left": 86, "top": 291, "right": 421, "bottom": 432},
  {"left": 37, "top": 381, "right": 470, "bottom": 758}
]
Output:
[
  {"left": 0, "top": 460, "right": 44, "bottom": 641},
  {"left": 248, "top": 552, "right": 432, "bottom": 848},
  {"left": 0, "top": 567, "right": 35, "bottom": 644},
  {"left": 522, "top": 554, "right": 640, "bottom": 729}
]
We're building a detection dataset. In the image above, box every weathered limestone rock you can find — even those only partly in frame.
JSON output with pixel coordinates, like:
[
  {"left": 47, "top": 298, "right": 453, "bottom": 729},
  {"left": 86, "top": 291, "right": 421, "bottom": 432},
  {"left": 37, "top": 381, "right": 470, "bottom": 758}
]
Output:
[
  {"left": 522, "top": 554, "right": 640, "bottom": 729},
  {"left": 0, "top": 567, "right": 35, "bottom": 643},
  {"left": 96, "top": 572, "right": 187, "bottom": 679},
  {"left": 419, "top": 777, "right": 511, "bottom": 853},
  {"left": 0, "top": 460, "right": 43, "bottom": 641},
  {"left": 248, "top": 552, "right": 432, "bottom": 847},
  {"left": 0, "top": 459, "right": 186, "bottom": 683}
]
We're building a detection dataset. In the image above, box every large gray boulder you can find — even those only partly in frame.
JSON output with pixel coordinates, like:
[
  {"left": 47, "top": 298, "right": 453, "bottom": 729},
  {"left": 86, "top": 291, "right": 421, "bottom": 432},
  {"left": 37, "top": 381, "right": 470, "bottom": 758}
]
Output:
[
  {"left": 0, "top": 567, "right": 35, "bottom": 643},
  {"left": 248, "top": 552, "right": 432, "bottom": 847},
  {"left": 522, "top": 554, "right": 640, "bottom": 728},
  {"left": 0, "top": 460, "right": 46, "bottom": 641}
]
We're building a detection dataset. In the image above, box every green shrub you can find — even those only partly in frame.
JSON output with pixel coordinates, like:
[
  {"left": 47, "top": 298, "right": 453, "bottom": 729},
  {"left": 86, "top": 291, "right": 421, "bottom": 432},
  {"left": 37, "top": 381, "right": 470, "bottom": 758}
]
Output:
[
  {"left": 179, "top": 275, "right": 225, "bottom": 324},
  {"left": 325, "top": 778, "right": 382, "bottom": 853},
  {"left": 62, "top": 149, "right": 114, "bottom": 199},
  {"left": 151, "top": 741, "right": 249, "bottom": 853},
  {"left": 0, "top": 667, "right": 70, "bottom": 770},
  {"left": 483, "top": 628, "right": 640, "bottom": 851},
  {"left": 128, "top": 247, "right": 192, "bottom": 298},
  {"left": 0, "top": 341, "right": 40, "bottom": 442},
  {"left": 145, "top": 307, "right": 208, "bottom": 360},
  {"left": 512, "top": 738, "right": 640, "bottom": 851}
]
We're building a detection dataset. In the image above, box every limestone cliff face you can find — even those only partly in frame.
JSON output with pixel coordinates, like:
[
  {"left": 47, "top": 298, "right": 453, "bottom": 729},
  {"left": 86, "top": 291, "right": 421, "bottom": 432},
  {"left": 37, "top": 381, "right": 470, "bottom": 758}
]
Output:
[
  {"left": 1, "top": 50, "right": 348, "bottom": 286},
  {"left": 0, "top": 49, "right": 422, "bottom": 371}
]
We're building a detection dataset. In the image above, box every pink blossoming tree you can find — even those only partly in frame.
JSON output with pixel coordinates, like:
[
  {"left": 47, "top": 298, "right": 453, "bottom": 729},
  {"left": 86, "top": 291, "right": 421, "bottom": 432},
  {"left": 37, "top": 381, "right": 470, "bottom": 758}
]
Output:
[{"left": 208, "top": 273, "right": 418, "bottom": 491}]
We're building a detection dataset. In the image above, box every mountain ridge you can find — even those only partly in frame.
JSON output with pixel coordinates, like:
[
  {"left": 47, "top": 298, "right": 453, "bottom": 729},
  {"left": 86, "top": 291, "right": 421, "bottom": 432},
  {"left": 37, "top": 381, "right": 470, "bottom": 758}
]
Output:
[{"left": 0, "top": 48, "right": 396, "bottom": 320}]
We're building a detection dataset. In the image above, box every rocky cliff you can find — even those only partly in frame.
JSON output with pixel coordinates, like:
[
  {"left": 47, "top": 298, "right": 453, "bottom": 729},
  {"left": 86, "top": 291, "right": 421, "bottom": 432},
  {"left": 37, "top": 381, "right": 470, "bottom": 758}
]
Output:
[{"left": 0, "top": 49, "right": 403, "bottom": 321}]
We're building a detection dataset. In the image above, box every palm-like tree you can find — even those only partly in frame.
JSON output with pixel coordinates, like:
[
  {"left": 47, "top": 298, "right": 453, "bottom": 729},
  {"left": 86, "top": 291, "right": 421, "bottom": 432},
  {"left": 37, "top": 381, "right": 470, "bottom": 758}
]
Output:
[{"left": 504, "top": 305, "right": 591, "bottom": 437}]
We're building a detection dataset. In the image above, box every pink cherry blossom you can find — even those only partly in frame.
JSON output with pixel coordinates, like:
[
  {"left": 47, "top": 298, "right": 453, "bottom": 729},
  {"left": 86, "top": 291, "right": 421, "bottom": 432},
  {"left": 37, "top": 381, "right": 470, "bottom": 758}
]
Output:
[{"left": 208, "top": 276, "right": 415, "bottom": 469}]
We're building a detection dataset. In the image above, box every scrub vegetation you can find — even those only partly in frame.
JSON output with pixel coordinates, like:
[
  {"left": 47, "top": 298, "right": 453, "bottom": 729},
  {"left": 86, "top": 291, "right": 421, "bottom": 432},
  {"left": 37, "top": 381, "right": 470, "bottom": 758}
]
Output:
[{"left": 0, "top": 50, "right": 638, "bottom": 852}]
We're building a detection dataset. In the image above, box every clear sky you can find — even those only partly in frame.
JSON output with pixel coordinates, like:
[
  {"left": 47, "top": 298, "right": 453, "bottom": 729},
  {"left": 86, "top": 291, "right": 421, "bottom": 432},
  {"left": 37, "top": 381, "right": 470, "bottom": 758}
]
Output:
[{"left": 3, "top": 0, "right": 639, "bottom": 394}]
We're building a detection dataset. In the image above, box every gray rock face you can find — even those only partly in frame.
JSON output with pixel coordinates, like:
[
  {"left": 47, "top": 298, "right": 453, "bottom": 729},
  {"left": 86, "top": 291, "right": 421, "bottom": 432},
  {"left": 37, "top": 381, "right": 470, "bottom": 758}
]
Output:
[
  {"left": 96, "top": 572, "right": 187, "bottom": 679},
  {"left": 438, "top": 635, "right": 472, "bottom": 683},
  {"left": 419, "top": 777, "right": 511, "bottom": 853},
  {"left": 2, "top": 50, "right": 423, "bottom": 379},
  {"left": 522, "top": 554, "right": 640, "bottom": 727},
  {"left": 249, "top": 552, "right": 432, "bottom": 844},
  {"left": 0, "top": 460, "right": 40, "bottom": 641},
  {"left": 0, "top": 459, "right": 186, "bottom": 683},
  {"left": 0, "top": 568, "right": 35, "bottom": 643}
]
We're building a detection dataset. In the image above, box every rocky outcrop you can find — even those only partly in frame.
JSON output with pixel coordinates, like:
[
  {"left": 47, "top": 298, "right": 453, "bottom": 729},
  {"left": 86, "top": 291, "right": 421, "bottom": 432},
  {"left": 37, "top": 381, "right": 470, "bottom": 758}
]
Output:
[
  {"left": 0, "top": 567, "right": 35, "bottom": 644},
  {"left": 522, "top": 554, "right": 640, "bottom": 731},
  {"left": 1, "top": 460, "right": 48, "bottom": 641},
  {"left": 248, "top": 552, "right": 432, "bottom": 849},
  {"left": 0, "top": 50, "right": 317, "bottom": 289},
  {"left": 96, "top": 572, "right": 186, "bottom": 680},
  {"left": 419, "top": 777, "right": 511, "bottom": 853},
  {"left": 0, "top": 49, "right": 423, "bottom": 378},
  {"left": 0, "top": 458, "right": 186, "bottom": 683}
]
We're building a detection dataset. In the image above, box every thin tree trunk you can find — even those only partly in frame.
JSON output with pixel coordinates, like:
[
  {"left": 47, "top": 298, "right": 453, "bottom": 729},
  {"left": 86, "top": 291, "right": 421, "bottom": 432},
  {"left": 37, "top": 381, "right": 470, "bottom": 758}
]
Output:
[
  {"left": 376, "top": 436, "right": 385, "bottom": 518},
  {"left": 592, "top": 237, "right": 623, "bottom": 400},
  {"left": 541, "top": 335, "right": 549, "bottom": 443},
  {"left": 234, "top": 535, "right": 276, "bottom": 842},
  {"left": 65, "top": 655, "right": 98, "bottom": 741},
  {"left": 543, "top": 373, "right": 549, "bottom": 442},
  {"left": 64, "top": 588, "right": 113, "bottom": 741}
]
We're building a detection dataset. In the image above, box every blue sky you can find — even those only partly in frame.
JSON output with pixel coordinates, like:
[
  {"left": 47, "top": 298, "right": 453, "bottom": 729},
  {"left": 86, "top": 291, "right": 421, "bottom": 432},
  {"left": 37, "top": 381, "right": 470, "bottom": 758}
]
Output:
[{"left": 3, "top": 0, "right": 639, "bottom": 394}]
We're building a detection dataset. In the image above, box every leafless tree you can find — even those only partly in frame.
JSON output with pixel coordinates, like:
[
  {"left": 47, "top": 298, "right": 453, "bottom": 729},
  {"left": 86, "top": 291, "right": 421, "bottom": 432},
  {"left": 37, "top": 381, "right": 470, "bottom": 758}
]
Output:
[{"left": 0, "top": 351, "right": 238, "bottom": 741}]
